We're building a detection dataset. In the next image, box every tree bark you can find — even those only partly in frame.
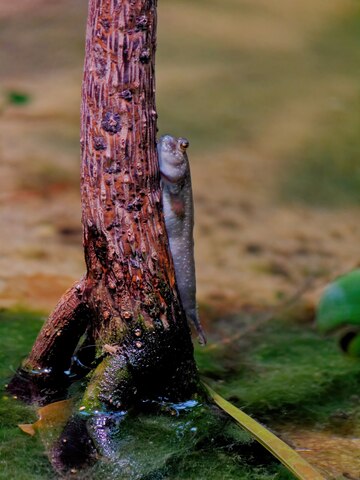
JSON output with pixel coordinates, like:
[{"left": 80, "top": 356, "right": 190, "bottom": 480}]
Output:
[{"left": 8, "top": 0, "right": 199, "bottom": 408}]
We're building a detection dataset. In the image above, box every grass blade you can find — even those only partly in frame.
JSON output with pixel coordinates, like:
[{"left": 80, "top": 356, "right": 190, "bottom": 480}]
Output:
[{"left": 204, "top": 383, "right": 325, "bottom": 480}]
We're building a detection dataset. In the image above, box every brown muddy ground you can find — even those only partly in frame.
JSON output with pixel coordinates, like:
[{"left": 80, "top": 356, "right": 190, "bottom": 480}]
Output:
[
  {"left": 1, "top": 0, "right": 359, "bottom": 314},
  {"left": 1, "top": 2, "right": 360, "bottom": 477}
]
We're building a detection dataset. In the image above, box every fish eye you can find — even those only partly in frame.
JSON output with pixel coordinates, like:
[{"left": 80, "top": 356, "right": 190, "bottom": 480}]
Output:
[{"left": 179, "top": 138, "right": 189, "bottom": 151}]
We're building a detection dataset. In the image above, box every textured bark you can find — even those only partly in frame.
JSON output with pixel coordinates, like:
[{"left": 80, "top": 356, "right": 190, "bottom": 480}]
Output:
[
  {"left": 8, "top": 0, "right": 199, "bottom": 407},
  {"left": 24, "top": 279, "right": 88, "bottom": 372}
]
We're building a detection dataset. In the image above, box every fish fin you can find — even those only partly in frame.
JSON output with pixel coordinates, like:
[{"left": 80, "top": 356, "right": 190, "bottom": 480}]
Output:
[
  {"left": 187, "top": 312, "right": 207, "bottom": 346},
  {"left": 18, "top": 423, "right": 36, "bottom": 436},
  {"left": 169, "top": 193, "right": 185, "bottom": 218}
]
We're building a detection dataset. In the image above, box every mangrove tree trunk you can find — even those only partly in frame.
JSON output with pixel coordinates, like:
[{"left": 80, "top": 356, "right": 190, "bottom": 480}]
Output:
[{"left": 8, "top": 0, "right": 199, "bottom": 409}]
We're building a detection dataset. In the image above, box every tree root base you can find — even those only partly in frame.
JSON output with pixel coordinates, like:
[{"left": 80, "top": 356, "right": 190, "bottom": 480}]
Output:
[{"left": 7, "top": 368, "right": 70, "bottom": 405}]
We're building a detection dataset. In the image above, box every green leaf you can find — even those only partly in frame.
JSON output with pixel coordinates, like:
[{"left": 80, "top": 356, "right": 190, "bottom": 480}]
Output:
[
  {"left": 316, "top": 269, "right": 360, "bottom": 333},
  {"left": 204, "top": 383, "right": 326, "bottom": 480},
  {"left": 345, "top": 332, "right": 360, "bottom": 357},
  {"left": 7, "top": 90, "right": 30, "bottom": 105}
]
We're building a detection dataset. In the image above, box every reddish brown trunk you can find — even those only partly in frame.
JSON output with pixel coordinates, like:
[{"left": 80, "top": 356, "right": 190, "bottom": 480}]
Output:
[
  {"left": 8, "top": 0, "right": 199, "bottom": 406},
  {"left": 80, "top": 0, "right": 179, "bottom": 344}
]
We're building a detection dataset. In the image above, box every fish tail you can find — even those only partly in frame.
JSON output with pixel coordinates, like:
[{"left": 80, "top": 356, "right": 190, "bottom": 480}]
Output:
[{"left": 187, "top": 311, "right": 207, "bottom": 345}]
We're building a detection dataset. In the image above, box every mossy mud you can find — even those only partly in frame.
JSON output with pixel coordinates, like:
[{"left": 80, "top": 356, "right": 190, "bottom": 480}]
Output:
[{"left": 1, "top": 309, "right": 360, "bottom": 479}]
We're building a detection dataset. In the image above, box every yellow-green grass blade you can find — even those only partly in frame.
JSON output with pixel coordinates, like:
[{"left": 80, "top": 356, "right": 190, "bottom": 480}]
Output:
[{"left": 204, "top": 383, "right": 325, "bottom": 480}]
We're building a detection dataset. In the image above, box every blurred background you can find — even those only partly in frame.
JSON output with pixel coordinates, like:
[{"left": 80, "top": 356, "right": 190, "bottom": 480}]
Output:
[
  {"left": 1, "top": 0, "right": 360, "bottom": 316},
  {"left": 2, "top": 2, "right": 360, "bottom": 478}
]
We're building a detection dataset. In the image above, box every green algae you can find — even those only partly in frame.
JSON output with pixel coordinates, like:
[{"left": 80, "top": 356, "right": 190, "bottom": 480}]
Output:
[
  {"left": 200, "top": 315, "right": 360, "bottom": 428},
  {"left": 1, "top": 309, "right": 359, "bottom": 479},
  {"left": 80, "top": 357, "right": 111, "bottom": 412},
  {"left": 0, "top": 309, "right": 55, "bottom": 480},
  {"left": 71, "top": 404, "right": 292, "bottom": 480}
]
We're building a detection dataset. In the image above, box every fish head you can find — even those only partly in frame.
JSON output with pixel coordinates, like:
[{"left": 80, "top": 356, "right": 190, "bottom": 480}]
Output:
[{"left": 157, "top": 134, "right": 190, "bottom": 183}]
